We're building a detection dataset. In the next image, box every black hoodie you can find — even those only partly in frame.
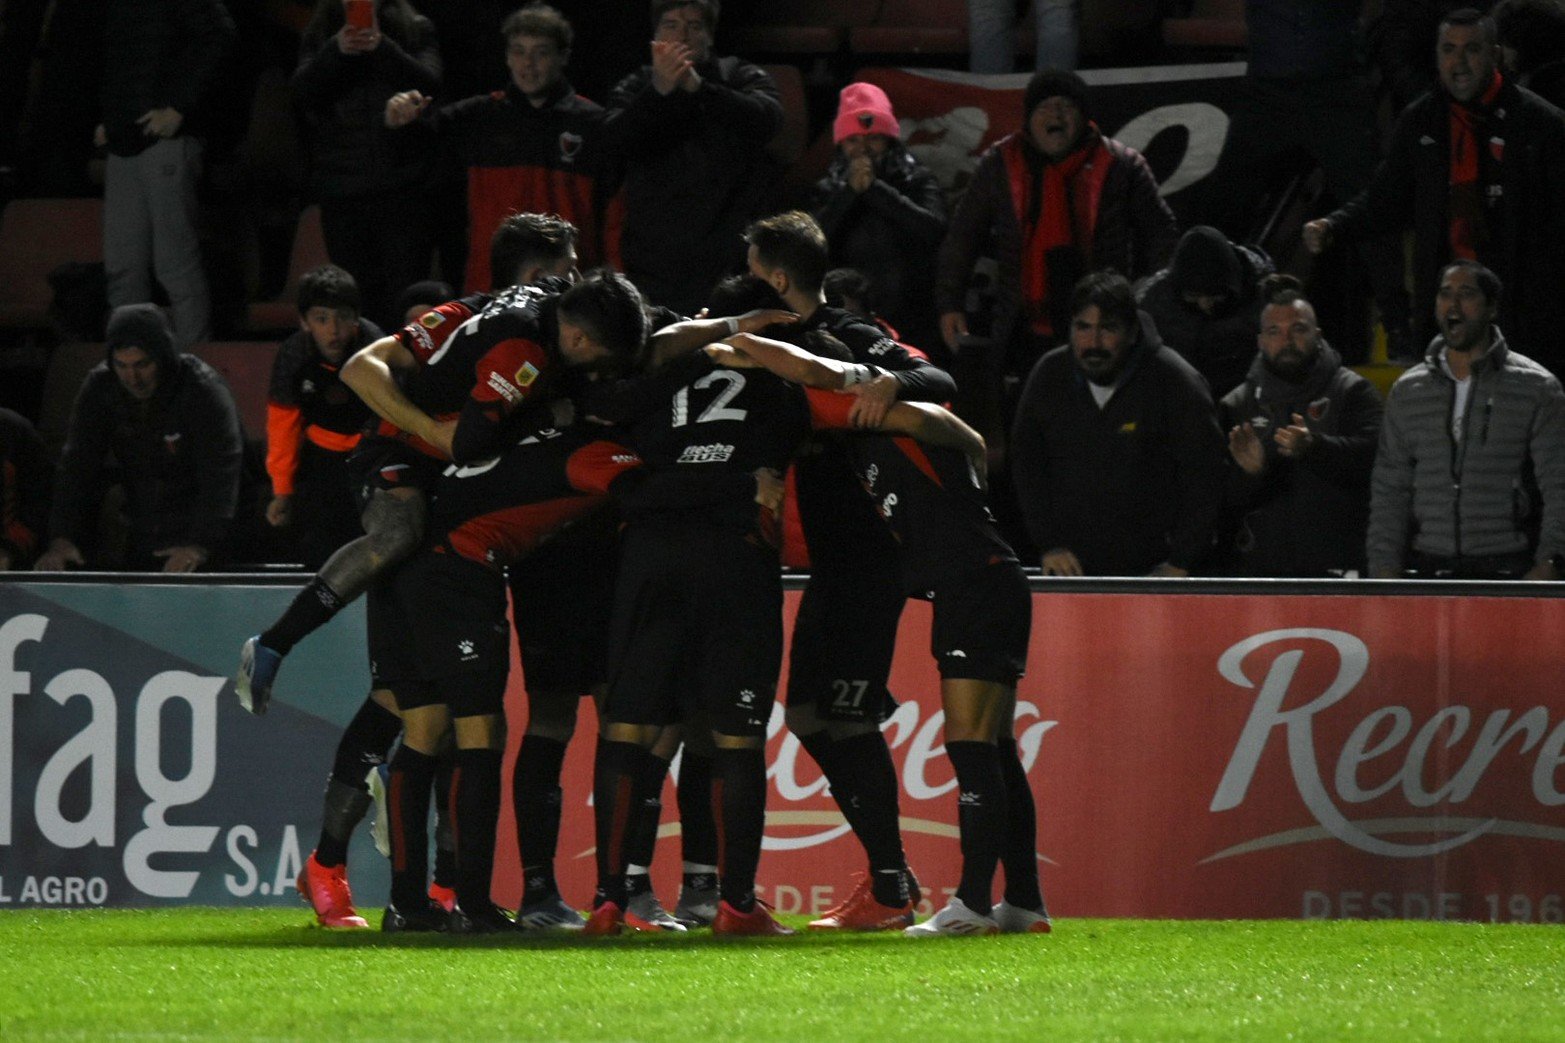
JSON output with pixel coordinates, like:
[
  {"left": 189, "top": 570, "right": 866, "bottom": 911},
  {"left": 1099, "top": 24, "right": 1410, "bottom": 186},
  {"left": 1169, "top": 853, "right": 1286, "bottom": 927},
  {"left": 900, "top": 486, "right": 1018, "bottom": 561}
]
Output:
[{"left": 50, "top": 307, "right": 243, "bottom": 564}]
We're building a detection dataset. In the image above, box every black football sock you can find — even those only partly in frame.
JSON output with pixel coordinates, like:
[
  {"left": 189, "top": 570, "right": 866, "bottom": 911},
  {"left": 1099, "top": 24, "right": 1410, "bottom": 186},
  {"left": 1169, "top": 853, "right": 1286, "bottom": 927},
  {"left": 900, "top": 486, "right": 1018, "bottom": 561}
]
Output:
[
  {"left": 676, "top": 751, "right": 718, "bottom": 876},
  {"left": 830, "top": 732, "right": 910, "bottom": 907},
  {"left": 945, "top": 740, "right": 1006, "bottom": 916},
  {"left": 452, "top": 747, "right": 502, "bottom": 914},
  {"left": 513, "top": 734, "right": 569, "bottom": 903},
  {"left": 314, "top": 697, "right": 402, "bottom": 867},
  {"left": 997, "top": 738, "right": 1045, "bottom": 911},
  {"left": 260, "top": 576, "right": 345, "bottom": 656},
  {"left": 386, "top": 745, "right": 438, "bottom": 911},
  {"left": 432, "top": 749, "right": 457, "bottom": 888},
  {"left": 713, "top": 747, "right": 768, "bottom": 913},
  {"left": 626, "top": 754, "right": 671, "bottom": 882},
  {"left": 592, "top": 739, "right": 653, "bottom": 910}
]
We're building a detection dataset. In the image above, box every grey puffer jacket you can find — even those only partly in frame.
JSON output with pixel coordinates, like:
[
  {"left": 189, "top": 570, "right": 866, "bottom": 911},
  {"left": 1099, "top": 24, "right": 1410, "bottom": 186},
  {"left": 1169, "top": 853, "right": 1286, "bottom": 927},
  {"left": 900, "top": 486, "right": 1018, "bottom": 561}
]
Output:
[{"left": 1366, "top": 330, "right": 1565, "bottom": 574}]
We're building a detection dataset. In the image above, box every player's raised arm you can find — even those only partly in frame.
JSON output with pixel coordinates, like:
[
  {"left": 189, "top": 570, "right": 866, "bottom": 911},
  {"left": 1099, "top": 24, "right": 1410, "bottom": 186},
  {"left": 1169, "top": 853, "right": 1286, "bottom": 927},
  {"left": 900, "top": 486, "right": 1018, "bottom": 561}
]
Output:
[
  {"left": 713, "top": 332, "right": 881, "bottom": 390},
  {"left": 341, "top": 335, "right": 449, "bottom": 454}
]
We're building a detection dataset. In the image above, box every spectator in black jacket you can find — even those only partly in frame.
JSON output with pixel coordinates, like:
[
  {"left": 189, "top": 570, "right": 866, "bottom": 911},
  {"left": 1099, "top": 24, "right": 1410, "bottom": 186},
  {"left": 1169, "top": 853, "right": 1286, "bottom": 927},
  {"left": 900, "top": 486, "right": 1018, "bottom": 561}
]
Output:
[
  {"left": 99, "top": 0, "right": 234, "bottom": 349},
  {"left": 1136, "top": 226, "right": 1274, "bottom": 400},
  {"left": 294, "top": 0, "right": 442, "bottom": 329},
  {"left": 607, "top": 0, "right": 782, "bottom": 315},
  {"left": 35, "top": 305, "right": 244, "bottom": 572},
  {"left": 810, "top": 83, "right": 947, "bottom": 359},
  {"left": 0, "top": 408, "right": 50, "bottom": 571},
  {"left": 1306, "top": 8, "right": 1565, "bottom": 375},
  {"left": 1219, "top": 275, "right": 1383, "bottom": 577},
  {"left": 1010, "top": 272, "right": 1226, "bottom": 577}
]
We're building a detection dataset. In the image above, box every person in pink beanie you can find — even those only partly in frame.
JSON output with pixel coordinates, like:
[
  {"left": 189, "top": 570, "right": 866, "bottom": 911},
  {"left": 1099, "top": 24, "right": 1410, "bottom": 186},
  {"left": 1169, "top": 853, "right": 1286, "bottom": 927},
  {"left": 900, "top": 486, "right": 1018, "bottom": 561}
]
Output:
[{"left": 810, "top": 82, "right": 948, "bottom": 360}]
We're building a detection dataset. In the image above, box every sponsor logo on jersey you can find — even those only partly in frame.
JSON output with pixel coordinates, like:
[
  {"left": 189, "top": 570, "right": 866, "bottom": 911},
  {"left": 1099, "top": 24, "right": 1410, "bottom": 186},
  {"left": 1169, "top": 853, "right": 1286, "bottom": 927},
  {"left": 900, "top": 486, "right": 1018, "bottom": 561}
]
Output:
[
  {"left": 515, "top": 361, "right": 539, "bottom": 388},
  {"left": 408, "top": 325, "right": 436, "bottom": 355},
  {"left": 612, "top": 453, "right": 640, "bottom": 465},
  {"left": 677, "top": 442, "right": 735, "bottom": 464},
  {"left": 419, "top": 310, "right": 445, "bottom": 329},
  {"left": 487, "top": 371, "right": 523, "bottom": 403},
  {"left": 867, "top": 337, "right": 896, "bottom": 356}
]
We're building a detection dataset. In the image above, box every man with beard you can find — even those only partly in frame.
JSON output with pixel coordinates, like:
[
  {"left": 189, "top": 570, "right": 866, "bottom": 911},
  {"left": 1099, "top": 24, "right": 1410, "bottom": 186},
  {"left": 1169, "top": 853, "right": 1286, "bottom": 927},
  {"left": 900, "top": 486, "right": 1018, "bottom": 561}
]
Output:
[
  {"left": 1220, "top": 275, "right": 1383, "bottom": 576},
  {"left": 1367, "top": 260, "right": 1565, "bottom": 579},
  {"left": 1009, "top": 271, "right": 1226, "bottom": 577}
]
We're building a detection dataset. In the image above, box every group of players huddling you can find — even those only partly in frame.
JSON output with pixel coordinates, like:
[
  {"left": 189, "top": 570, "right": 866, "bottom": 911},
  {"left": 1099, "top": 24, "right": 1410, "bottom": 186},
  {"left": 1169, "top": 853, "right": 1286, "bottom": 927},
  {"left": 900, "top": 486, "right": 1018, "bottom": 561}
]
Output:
[{"left": 235, "top": 209, "right": 1051, "bottom": 939}]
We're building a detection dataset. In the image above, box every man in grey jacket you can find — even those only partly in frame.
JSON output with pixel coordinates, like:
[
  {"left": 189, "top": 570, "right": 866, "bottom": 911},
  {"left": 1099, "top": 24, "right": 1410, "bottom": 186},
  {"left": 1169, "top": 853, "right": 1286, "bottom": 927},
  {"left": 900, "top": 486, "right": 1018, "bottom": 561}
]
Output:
[{"left": 1367, "top": 260, "right": 1565, "bottom": 578}]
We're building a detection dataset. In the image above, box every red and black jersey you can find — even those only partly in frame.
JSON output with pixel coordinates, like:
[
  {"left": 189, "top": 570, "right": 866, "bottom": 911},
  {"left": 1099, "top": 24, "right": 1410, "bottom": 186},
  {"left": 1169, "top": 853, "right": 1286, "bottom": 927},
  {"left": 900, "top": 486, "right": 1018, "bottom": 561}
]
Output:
[
  {"left": 389, "top": 277, "right": 568, "bottom": 463},
  {"left": 434, "top": 81, "right": 620, "bottom": 290},
  {"left": 429, "top": 425, "right": 643, "bottom": 570},
  {"left": 265, "top": 322, "right": 382, "bottom": 495},
  {"left": 806, "top": 390, "right": 1018, "bottom": 593}
]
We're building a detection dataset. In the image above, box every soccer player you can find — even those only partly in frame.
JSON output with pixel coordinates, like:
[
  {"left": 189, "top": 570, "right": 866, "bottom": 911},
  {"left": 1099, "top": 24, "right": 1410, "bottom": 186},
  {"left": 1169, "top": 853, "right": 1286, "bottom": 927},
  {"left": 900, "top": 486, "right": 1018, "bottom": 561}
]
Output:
[
  {"left": 743, "top": 211, "right": 956, "bottom": 929},
  {"left": 719, "top": 332, "right": 1052, "bottom": 936},
  {"left": 584, "top": 339, "right": 983, "bottom": 937}
]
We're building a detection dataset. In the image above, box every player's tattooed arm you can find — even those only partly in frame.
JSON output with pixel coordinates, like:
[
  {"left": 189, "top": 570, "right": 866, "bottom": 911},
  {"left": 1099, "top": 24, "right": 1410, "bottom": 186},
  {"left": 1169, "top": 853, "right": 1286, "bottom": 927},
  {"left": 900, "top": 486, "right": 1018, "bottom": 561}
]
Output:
[{"left": 342, "top": 335, "right": 446, "bottom": 449}]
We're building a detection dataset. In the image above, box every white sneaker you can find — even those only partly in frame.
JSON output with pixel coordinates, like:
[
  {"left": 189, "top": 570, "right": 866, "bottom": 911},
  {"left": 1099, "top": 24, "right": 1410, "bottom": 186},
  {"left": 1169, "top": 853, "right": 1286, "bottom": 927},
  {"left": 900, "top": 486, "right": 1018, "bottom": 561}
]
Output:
[
  {"left": 993, "top": 899, "right": 1053, "bottom": 934},
  {"left": 904, "top": 897, "right": 999, "bottom": 937},
  {"left": 514, "top": 893, "right": 587, "bottom": 932},
  {"left": 366, "top": 765, "right": 390, "bottom": 859},
  {"left": 626, "top": 889, "right": 688, "bottom": 932}
]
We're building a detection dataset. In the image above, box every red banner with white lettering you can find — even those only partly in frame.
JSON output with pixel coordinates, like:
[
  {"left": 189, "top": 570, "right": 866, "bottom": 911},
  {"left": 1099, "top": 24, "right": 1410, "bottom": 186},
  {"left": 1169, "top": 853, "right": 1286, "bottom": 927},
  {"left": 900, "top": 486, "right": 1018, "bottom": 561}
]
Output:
[{"left": 502, "top": 589, "right": 1565, "bottom": 923}]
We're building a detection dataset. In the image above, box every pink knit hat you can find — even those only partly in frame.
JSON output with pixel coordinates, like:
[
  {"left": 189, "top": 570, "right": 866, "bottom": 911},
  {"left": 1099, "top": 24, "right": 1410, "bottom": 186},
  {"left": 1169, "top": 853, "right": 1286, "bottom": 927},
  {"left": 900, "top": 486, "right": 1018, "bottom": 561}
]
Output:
[{"left": 833, "top": 82, "right": 900, "bottom": 143}]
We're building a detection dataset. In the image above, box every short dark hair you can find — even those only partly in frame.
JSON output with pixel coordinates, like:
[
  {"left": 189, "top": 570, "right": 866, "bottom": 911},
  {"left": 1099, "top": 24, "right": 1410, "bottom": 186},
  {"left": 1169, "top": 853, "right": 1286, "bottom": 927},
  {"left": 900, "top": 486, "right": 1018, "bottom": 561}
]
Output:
[
  {"left": 744, "top": 211, "right": 829, "bottom": 295},
  {"left": 1494, "top": 0, "right": 1565, "bottom": 73},
  {"left": 822, "top": 268, "right": 875, "bottom": 312},
  {"left": 1440, "top": 6, "right": 1499, "bottom": 44},
  {"left": 297, "top": 264, "right": 360, "bottom": 315},
  {"left": 1440, "top": 258, "right": 1504, "bottom": 305},
  {"left": 705, "top": 273, "right": 787, "bottom": 318},
  {"left": 1070, "top": 270, "right": 1138, "bottom": 330},
  {"left": 503, "top": 2, "right": 573, "bottom": 49},
  {"left": 651, "top": 0, "right": 718, "bottom": 30},
  {"left": 558, "top": 269, "right": 649, "bottom": 361},
  {"left": 490, "top": 212, "right": 578, "bottom": 289},
  {"left": 1257, "top": 272, "right": 1310, "bottom": 309}
]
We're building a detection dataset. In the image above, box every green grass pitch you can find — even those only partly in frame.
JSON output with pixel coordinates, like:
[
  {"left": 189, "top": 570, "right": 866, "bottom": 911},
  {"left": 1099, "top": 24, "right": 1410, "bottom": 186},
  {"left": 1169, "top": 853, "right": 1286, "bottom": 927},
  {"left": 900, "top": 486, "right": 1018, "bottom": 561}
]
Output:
[{"left": 1, "top": 910, "right": 1561, "bottom": 1040}]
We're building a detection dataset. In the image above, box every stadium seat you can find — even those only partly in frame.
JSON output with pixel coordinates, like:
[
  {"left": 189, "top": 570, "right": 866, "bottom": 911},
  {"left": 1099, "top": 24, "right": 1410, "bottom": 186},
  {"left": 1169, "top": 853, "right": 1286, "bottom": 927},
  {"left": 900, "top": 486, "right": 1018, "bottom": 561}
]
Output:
[
  {"left": 850, "top": 0, "right": 969, "bottom": 57},
  {"left": 726, "top": 1, "right": 879, "bottom": 56},
  {"left": 763, "top": 64, "right": 810, "bottom": 167},
  {"left": 36, "top": 341, "right": 106, "bottom": 460},
  {"left": 189, "top": 341, "right": 279, "bottom": 443},
  {"left": 0, "top": 198, "right": 105, "bottom": 331},
  {"left": 243, "top": 205, "right": 327, "bottom": 336},
  {"left": 1161, "top": 0, "right": 1247, "bottom": 50}
]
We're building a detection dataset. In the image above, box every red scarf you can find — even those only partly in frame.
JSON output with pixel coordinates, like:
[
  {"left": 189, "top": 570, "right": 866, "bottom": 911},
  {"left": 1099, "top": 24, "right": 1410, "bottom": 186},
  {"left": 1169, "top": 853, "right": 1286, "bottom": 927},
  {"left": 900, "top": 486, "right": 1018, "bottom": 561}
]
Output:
[
  {"left": 1001, "top": 127, "right": 1112, "bottom": 336},
  {"left": 1448, "top": 70, "right": 1504, "bottom": 260}
]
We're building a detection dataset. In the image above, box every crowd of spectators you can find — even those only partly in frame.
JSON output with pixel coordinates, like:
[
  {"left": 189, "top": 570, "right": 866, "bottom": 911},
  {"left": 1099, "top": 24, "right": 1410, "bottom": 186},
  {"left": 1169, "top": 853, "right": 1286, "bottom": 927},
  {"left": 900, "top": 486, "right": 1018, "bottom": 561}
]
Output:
[{"left": 2, "top": 0, "right": 1565, "bottom": 583}]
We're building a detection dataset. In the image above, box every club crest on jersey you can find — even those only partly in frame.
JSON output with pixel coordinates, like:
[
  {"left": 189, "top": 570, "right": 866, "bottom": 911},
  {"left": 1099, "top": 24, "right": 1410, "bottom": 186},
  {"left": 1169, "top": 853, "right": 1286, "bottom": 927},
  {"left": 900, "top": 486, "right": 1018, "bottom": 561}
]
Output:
[
  {"left": 559, "top": 131, "right": 583, "bottom": 162},
  {"left": 515, "top": 361, "right": 540, "bottom": 388},
  {"left": 419, "top": 310, "right": 445, "bottom": 329},
  {"left": 1308, "top": 397, "right": 1330, "bottom": 422},
  {"left": 677, "top": 442, "right": 735, "bottom": 464}
]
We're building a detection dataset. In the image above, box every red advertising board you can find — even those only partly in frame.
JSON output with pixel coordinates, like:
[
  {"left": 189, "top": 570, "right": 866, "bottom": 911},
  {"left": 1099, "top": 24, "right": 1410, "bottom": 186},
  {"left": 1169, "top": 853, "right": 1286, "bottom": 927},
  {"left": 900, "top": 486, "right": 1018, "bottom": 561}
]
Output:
[{"left": 494, "top": 589, "right": 1565, "bottom": 922}]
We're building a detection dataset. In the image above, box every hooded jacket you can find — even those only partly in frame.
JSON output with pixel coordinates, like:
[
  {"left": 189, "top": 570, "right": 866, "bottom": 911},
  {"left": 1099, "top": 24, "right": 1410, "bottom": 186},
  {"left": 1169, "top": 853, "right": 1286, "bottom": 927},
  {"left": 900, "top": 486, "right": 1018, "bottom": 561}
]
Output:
[
  {"left": 1010, "top": 312, "right": 1227, "bottom": 575},
  {"left": 51, "top": 322, "right": 244, "bottom": 561},
  {"left": 1137, "top": 227, "right": 1274, "bottom": 399},
  {"left": 1366, "top": 329, "right": 1565, "bottom": 573},
  {"left": 1219, "top": 341, "right": 1383, "bottom": 576}
]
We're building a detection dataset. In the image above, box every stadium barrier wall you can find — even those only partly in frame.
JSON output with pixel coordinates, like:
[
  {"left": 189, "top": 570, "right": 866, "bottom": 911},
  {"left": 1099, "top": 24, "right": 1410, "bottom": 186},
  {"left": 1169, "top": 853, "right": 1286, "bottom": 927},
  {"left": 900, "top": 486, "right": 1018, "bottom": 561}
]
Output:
[{"left": 2, "top": 575, "right": 1563, "bottom": 923}]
